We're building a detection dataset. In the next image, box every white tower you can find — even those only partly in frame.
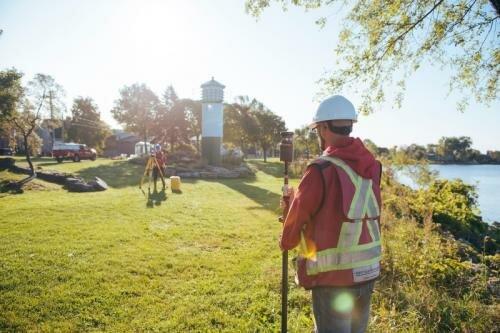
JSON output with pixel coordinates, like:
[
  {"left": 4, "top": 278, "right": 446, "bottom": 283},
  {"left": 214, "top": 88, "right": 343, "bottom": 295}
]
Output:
[{"left": 201, "top": 77, "right": 225, "bottom": 165}]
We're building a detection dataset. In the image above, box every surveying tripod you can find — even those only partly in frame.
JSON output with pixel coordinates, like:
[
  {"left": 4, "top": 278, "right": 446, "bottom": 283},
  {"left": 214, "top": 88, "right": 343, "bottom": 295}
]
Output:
[{"left": 139, "top": 154, "right": 167, "bottom": 206}]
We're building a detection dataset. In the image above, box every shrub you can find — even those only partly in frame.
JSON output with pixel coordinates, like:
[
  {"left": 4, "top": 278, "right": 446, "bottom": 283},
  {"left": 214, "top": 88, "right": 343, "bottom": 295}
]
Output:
[
  {"left": 373, "top": 216, "right": 497, "bottom": 332},
  {"left": 222, "top": 154, "right": 243, "bottom": 166},
  {"left": 289, "top": 160, "right": 310, "bottom": 178},
  {"left": 168, "top": 143, "right": 200, "bottom": 164},
  {"left": 409, "top": 179, "right": 495, "bottom": 251},
  {"left": 222, "top": 148, "right": 244, "bottom": 166}
]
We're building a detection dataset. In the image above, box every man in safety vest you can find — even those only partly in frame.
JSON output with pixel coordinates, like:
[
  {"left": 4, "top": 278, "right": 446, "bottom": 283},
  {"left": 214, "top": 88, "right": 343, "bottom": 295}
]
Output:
[{"left": 281, "top": 95, "right": 382, "bottom": 333}]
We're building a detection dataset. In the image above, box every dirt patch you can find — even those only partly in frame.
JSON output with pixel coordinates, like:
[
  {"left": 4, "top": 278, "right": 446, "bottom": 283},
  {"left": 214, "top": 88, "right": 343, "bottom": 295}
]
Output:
[{"left": 0, "top": 178, "right": 53, "bottom": 195}]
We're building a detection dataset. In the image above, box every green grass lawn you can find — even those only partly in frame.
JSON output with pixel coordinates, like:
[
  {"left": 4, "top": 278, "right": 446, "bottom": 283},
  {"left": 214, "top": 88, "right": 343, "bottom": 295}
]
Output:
[
  {"left": 1, "top": 157, "right": 311, "bottom": 332},
  {"left": 2, "top": 157, "right": 497, "bottom": 332}
]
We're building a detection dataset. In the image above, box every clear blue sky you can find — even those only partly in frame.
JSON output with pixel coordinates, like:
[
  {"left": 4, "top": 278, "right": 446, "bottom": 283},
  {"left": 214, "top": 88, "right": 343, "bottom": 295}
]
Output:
[{"left": 1, "top": 0, "right": 499, "bottom": 152}]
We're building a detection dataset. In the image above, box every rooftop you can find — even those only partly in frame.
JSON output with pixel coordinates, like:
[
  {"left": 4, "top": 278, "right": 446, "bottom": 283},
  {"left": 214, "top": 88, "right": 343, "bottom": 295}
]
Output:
[{"left": 200, "top": 77, "right": 225, "bottom": 89}]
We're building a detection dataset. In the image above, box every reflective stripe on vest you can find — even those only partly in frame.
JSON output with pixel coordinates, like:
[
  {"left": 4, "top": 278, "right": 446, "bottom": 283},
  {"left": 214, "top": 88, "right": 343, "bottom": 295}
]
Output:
[
  {"left": 306, "top": 238, "right": 381, "bottom": 275},
  {"left": 319, "top": 156, "right": 379, "bottom": 220},
  {"left": 305, "top": 156, "right": 381, "bottom": 275}
]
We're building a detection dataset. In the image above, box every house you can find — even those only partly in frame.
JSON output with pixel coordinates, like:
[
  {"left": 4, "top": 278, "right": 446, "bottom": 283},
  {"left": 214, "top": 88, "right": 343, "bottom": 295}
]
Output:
[
  {"left": 35, "top": 119, "right": 64, "bottom": 156},
  {"left": 104, "top": 131, "right": 141, "bottom": 157},
  {"left": 35, "top": 126, "right": 53, "bottom": 156}
]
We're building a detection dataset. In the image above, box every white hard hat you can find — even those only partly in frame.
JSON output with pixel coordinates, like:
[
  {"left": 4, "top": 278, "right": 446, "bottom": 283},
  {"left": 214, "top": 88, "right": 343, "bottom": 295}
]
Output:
[{"left": 309, "top": 95, "right": 357, "bottom": 128}]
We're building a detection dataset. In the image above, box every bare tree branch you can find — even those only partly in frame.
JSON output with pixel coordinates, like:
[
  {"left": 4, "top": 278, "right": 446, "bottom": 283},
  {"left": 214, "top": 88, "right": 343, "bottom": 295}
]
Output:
[{"left": 478, "top": 19, "right": 496, "bottom": 52}]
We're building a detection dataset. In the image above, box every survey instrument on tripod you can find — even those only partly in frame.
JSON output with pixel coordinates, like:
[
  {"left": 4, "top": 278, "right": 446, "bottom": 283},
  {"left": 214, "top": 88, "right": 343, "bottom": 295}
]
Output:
[
  {"left": 139, "top": 154, "right": 166, "bottom": 192},
  {"left": 139, "top": 152, "right": 167, "bottom": 206},
  {"left": 279, "top": 131, "right": 294, "bottom": 333}
]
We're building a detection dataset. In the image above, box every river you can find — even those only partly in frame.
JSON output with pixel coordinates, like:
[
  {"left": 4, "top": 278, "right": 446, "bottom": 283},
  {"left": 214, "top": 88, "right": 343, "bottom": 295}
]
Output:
[{"left": 397, "top": 164, "right": 500, "bottom": 223}]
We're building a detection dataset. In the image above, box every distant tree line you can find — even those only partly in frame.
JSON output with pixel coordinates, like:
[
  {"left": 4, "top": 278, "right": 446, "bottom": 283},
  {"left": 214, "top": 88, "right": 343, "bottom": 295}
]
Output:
[
  {"left": 224, "top": 96, "right": 287, "bottom": 162},
  {"left": 5, "top": 68, "right": 496, "bottom": 168},
  {"left": 366, "top": 136, "right": 500, "bottom": 164},
  {"left": 111, "top": 83, "right": 288, "bottom": 162},
  {"left": 1, "top": 68, "right": 288, "bottom": 170}
]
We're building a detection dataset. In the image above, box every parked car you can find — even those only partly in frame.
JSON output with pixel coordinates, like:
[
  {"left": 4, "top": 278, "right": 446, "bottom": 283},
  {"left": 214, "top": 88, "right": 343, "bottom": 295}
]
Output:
[
  {"left": 52, "top": 143, "right": 97, "bottom": 163},
  {"left": 0, "top": 147, "right": 14, "bottom": 156}
]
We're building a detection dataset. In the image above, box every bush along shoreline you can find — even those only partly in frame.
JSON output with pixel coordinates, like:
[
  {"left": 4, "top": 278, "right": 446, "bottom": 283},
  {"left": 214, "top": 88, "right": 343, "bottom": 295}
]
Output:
[
  {"left": 372, "top": 157, "right": 499, "bottom": 331},
  {"left": 383, "top": 156, "right": 499, "bottom": 254}
]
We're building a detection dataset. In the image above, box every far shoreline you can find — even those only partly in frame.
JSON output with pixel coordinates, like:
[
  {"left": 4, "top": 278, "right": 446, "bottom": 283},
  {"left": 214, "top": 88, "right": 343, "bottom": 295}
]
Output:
[{"left": 428, "top": 162, "right": 500, "bottom": 165}]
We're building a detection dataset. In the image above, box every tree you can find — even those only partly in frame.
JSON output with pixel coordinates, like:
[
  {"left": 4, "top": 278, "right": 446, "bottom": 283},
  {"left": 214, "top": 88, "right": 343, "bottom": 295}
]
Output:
[
  {"left": 164, "top": 86, "right": 189, "bottom": 151},
  {"left": 224, "top": 97, "right": 260, "bottom": 157},
  {"left": 28, "top": 74, "right": 66, "bottom": 120},
  {"left": 224, "top": 96, "right": 287, "bottom": 161},
  {"left": 295, "top": 125, "right": 320, "bottom": 159},
  {"left": 436, "top": 136, "right": 474, "bottom": 162},
  {"left": 180, "top": 98, "right": 202, "bottom": 152},
  {"left": 151, "top": 86, "right": 191, "bottom": 152},
  {"left": 162, "top": 85, "right": 178, "bottom": 111},
  {"left": 252, "top": 102, "right": 287, "bottom": 162},
  {"left": 487, "top": 150, "right": 500, "bottom": 162},
  {"left": 405, "top": 143, "right": 428, "bottom": 160},
  {"left": 0, "top": 68, "right": 24, "bottom": 121},
  {"left": 112, "top": 83, "right": 160, "bottom": 154},
  {"left": 66, "top": 97, "right": 111, "bottom": 152},
  {"left": 224, "top": 103, "right": 244, "bottom": 147},
  {"left": 0, "top": 121, "right": 15, "bottom": 149},
  {"left": 10, "top": 99, "right": 43, "bottom": 175},
  {"left": 224, "top": 98, "right": 245, "bottom": 151},
  {"left": 27, "top": 74, "right": 66, "bottom": 146},
  {"left": 246, "top": 0, "right": 499, "bottom": 113},
  {"left": 294, "top": 127, "right": 308, "bottom": 158},
  {"left": 14, "top": 120, "right": 42, "bottom": 157},
  {"left": 427, "top": 143, "right": 439, "bottom": 155},
  {"left": 5, "top": 74, "right": 64, "bottom": 175}
]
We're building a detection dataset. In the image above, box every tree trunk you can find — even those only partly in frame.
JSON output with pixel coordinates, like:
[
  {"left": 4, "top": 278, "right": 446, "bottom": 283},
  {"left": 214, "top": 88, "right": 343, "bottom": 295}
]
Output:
[
  {"left": 240, "top": 139, "right": 246, "bottom": 159},
  {"left": 306, "top": 139, "right": 310, "bottom": 160},
  {"left": 23, "top": 134, "right": 35, "bottom": 176},
  {"left": 262, "top": 145, "right": 267, "bottom": 163},
  {"left": 144, "top": 132, "right": 148, "bottom": 155}
]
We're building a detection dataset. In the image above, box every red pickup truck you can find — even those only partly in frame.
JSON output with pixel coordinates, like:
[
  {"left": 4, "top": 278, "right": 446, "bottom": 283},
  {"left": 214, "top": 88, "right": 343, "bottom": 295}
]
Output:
[{"left": 52, "top": 143, "right": 97, "bottom": 163}]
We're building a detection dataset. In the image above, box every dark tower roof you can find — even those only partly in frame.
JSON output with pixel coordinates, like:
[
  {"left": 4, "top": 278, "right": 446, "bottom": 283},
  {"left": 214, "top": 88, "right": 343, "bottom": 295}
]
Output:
[{"left": 200, "top": 77, "right": 225, "bottom": 89}]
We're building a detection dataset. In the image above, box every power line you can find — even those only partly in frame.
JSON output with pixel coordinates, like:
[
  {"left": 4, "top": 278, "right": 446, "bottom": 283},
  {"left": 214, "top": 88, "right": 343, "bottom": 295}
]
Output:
[
  {"left": 74, "top": 115, "right": 101, "bottom": 123},
  {"left": 72, "top": 116, "right": 103, "bottom": 126},
  {"left": 70, "top": 122, "right": 104, "bottom": 130}
]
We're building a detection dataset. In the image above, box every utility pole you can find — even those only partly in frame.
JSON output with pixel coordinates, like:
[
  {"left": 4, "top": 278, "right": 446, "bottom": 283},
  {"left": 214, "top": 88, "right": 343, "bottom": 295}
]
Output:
[
  {"left": 49, "top": 90, "right": 55, "bottom": 148},
  {"left": 60, "top": 114, "right": 64, "bottom": 142},
  {"left": 49, "top": 90, "right": 54, "bottom": 120}
]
